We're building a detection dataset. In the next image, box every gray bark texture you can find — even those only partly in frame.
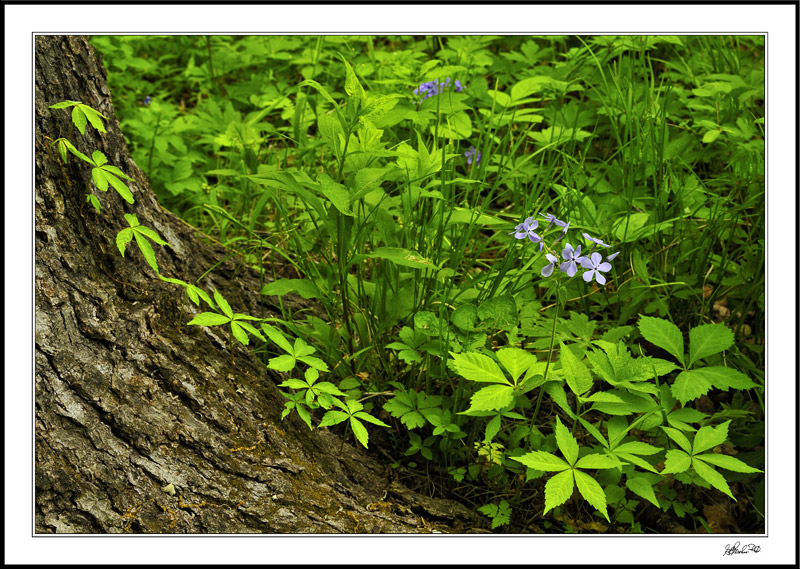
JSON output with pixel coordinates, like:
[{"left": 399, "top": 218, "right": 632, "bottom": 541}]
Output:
[{"left": 34, "top": 35, "right": 476, "bottom": 534}]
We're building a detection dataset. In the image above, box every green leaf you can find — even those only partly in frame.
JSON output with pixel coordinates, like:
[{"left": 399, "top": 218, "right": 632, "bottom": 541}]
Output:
[
  {"left": 124, "top": 213, "right": 139, "bottom": 227},
  {"left": 133, "top": 231, "right": 159, "bottom": 273},
  {"left": 261, "top": 323, "right": 294, "bottom": 354},
  {"left": 638, "top": 315, "right": 685, "bottom": 366},
  {"left": 662, "top": 449, "right": 691, "bottom": 474},
  {"left": 116, "top": 227, "right": 133, "bottom": 257},
  {"left": 661, "top": 427, "right": 693, "bottom": 454},
  {"left": 133, "top": 226, "right": 168, "bottom": 247},
  {"left": 279, "top": 378, "right": 308, "bottom": 390},
  {"left": 57, "top": 139, "right": 69, "bottom": 164},
  {"left": 297, "top": 356, "right": 330, "bottom": 372},
  {"left": 293, "top": 337, "right": 316, "bottom": 358},
  {"left": 63, "top": 139, "right": 92, "bottom": 164},
  {"left": 213, "top": 290, "right": 234, "bottom": 319},
  {"left": 452, "top": 303, "right": 478, "bottom": 331},
  {"left": 691, "top": 457, "right": 734, "bottom": 499},
  {"left": 77, "top": 103, "right": 107, "bottom": 133},
  {"left": 354, "top": 411, "right": 390, "bottom": 428},
  {"left": 555, "top": 416, "right": 579, "bottom": 466},
  {"left": 613, "top": 441, "right": 663, "bottom": 455},
  {"left": 693, "top": 453, "right": 762, "bottom": 474},
  {"left": 688, "top": 323, "right": 734, "bottom": 367},
  {"left": 543, "top": 470, "right": 574, "bottom": 515},
  {"left": 463, "top": 384, "right": 515, "bottom": 413},
  {"left": 559, "top": 342, "right": 593, "bottom": 396},
  {"left": 449, "top": 351, "right": 508, "bottom": 384},
  {"left": 160, "top": 275, "right": 188, "bottom": 286},
  {"left": 349, "top": 417, "right": 369, "bottom": 448},
  {"left": 484, "top": 415, "right": 502, "bottom": 443},
  {"left": 544, "top": 381, "right": 575, "bottom": 417},
  {"left": 668, "top": 407, "right": 707, "bottom": 425},
  {"left": 616, "top": 452, "right": 661, "bottom": 474},
  {"left": 92, "top": 168, "right": 109, "bottom": 191},
  {"left": 383, "top": 392, "right": 412, "bottom": 413},
  {"left": 702, "top": 129, "right": 721, "bottom": 144},
  {"left": 478, "top": 500, "right": 512, "bottom": 529},
  {"left": 297, "top": 79, "right": 338, "bottom": 107},
  {"left": 49, "top": 100, "right": 80, "bottom": 109},
  {"left": 692, "top": 421, "right": 730, "bottom": 454},
  {"left": 230, "top": 321, "right": 249, "bottom": 346},
  {"left": 268, "top": 354, "right": 296, "bottom": 372},
  {"left": 186, "top": 285, "right": 214, "bottom": 309},
  {"left": 71, "top": 106, "right": 87, "bottom": 135},
  {"left": 341, "top": 56, "right": 366, "bottom": 101},
  {"left": 625, "top": 476, "right": 660, "bottom": 508},
  {"left": 671, "top": 370, "right": 713, "bottom": 405},
  {"left": 318, "top": 409, "right": 349, "bottom": 428},
  {"left": 261, "top": 278, "right": 321, "bottom": 299},
  {"left": 496, "top": 347, "right": 536, "bottom": 384},
  {"left": 589, "top": 390, "right": 656, "bottom": 416},
  {"left": 511, "top": 450, "right": 570, "bottom": 472},
  {"left": 91, "top": 150, "right": 107, "bottom": 167},
  {"left": 574, "top": 470, "right": 609, "bottom": 522},
  {"left": 690, "top": 366, "right": 757, "bottom": 391},
  {"left": 295, "top": 403, "right": 313, "bottom": 430},
  {"left": 86, "top": 193, "right": 101, "bottom": 212},
  {"left": 317, "top": 174, "right": 354, "bottom": 216},
  {"left": 476, "top": 295, "right": 517, "bottom": 328},
  {"left": 574, "top": 453, "right": 619, "bottom": 470},
  {"left": 581, "top": 392, "right": 624, "bottom": 405},
  {"left": 104, "top": 171, "right": 134, "bottom": 204},
  {"left": 361, "top": 247, "right": 436, "bottom": 270},
  {"left": 187, "top": 312, "right": 231, "bottom": 326},
  {"left": 576, "top": 417, "right": 608, "bottom": 448},
  {"left": 100, "top": 164, "right": 134, "bottom": 181},
  {"left": 606, "top": 416, "right": 629, "bottom": 448}
]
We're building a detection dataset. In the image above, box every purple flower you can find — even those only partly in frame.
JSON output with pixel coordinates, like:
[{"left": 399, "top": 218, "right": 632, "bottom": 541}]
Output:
[
  {"left": 539, "top": 212, "right": 568, "bottom": 231},
  {"left": 143, "top": 96, "right": 152, "bottom": 106},
  {"left": 465, "top": 146, "right": 482, "bottom": 166},
  {"left": 541, "top": 253, "right": 559, "bottom": 277},
  {"left": 606, "top": 251, "right": 620, "bottom": 261},
  {"left": 582, "top": 232, "right": 610, "bottom": 248},
  {"left": 510, "top": 216, "right": 541, "bottom": 244},
  {"left": 413, "top": 77, "right": 462, "bottom": 104},
  {"left": 559, "top": 243, "right": 584, "bottom": 277},
  {"left": 580, "top": 252, "right": 613, "bottom": 285}
]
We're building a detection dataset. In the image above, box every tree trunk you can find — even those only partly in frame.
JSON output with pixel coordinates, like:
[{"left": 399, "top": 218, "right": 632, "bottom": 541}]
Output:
[{"left": 34, "top": 35, "right": 476, "bottom": 534}]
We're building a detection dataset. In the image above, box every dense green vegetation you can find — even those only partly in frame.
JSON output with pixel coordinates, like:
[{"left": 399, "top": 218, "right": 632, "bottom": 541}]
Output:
[{"left": 91, "top": 35, "right": 765, "bottom": 533}]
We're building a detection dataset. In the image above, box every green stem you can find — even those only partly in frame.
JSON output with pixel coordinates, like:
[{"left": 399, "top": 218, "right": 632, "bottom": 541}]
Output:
[
  {"left": 147, "top": 112, "right": 163, "bottom": 174},
  {"left": 531, "top": 300, "right": 560, "bottom": 427}
]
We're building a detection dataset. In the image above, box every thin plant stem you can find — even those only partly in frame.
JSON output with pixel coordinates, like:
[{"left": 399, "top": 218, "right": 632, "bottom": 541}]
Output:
[{"left": 531, "top": 298, "right": 560, "bottom": 427}]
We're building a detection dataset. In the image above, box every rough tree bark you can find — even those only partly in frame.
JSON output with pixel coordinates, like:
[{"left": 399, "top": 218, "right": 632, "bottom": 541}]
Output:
[{"left": 34, "top": 35, "right": 476, "bottom": 534}]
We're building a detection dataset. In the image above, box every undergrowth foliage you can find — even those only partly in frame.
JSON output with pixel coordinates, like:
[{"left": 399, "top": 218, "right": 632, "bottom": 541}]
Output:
[{"left": 60, "top": 35, "right": 766, "bottom": 533}]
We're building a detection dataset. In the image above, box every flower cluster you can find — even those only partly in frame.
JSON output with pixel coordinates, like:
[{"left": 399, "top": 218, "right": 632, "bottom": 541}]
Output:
[
  {"left": 413, "top": 77, "right": 462, "bottom": 104},
  {"left": 143, "top": 96, "right": 152, "bottom": 106},
  {"left": 511, "top": 212, "right": 619, "bottom": 285},
  {"left": 464, "top": 146, "right": 482, "bottom": 166}
]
